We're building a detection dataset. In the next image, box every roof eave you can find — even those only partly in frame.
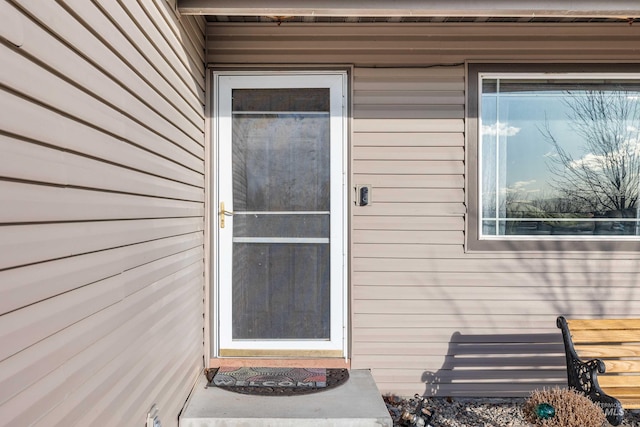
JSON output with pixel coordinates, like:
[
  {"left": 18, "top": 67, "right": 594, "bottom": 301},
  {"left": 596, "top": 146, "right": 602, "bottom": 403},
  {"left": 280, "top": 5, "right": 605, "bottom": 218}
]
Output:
[{"left": 177, "top": 0, "right": 640, "bottom": 19}]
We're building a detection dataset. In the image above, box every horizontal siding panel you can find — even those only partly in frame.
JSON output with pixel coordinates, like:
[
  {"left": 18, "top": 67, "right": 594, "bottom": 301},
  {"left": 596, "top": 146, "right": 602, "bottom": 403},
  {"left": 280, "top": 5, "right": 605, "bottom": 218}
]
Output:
[
  {"left": 65, "top": 0, "right": 205, "bottom": 106},
  {"left": 107, "top": 332, "right": 201, "bottom": 424},
  {"left": 354, "top": 104, "right": 464, "bottom": 119},
  {"left": 353, "top": 202, "right": 466, "bottom": 216},
  {"left": 0, "top": 2, "right": 24, "bottom": 47},
  {"left": 353, "top": 160, "right": 463, "bottom": 175},
  {"left": 0, "top": 258, "right": 201, "bottom": 363},
  {"left": 0, "top": 217, "right": 203, "bottom": 270},
  {"left": 371, "top": 188, "right": 464, "bottom": 203},
  {"left": 353, "top": 325, "right": 564, "bottom": 346},
  {"left": 0, "top": 136, "right": 203, "bottom": 201},
  {"left": 352, "top": 174, "right": 464, "bottom": 188},
  {"left": 154, "top": 365, "right": 201, "bottom": 427},
  {"left": 354, "top": 354, "right": 564, "bottom": 371},
  {"left": 354, "top": 91, "right": 464, "bottom": 105},
  {"left": 352, "top": 247, "right": 640, "bottom": 260},
  {"left": 0, "top": 272, "right": 202, "bottom": 426},
  {"left": 1, "top": 1, "right": 205, "bottom": 426},
  {"left": 208, "top": 23, "right": 640, "bottom": 65},
  {"left": 353, "top": 314, "right": 600, "bottom": 329},
  {"left": 353, "top": 285, "right": 640, "bottom": 302},
  {"left": 0, "top": 181, "right": 203, "bottom": 223},
  {"left": 168, "top": 4, "right": 207, "bottom": 61},
  {"left": 0, "top": 38, "right": 203, "bottom": 163},
  {"left": 178, "top": 15, "right": 203, "bottom": 52},
  {"left": 353, "top": 310, "right": 568, "bottom": 331},
  {"left": 119, "top": 0, "right": 205, "bottom": 81},
  {"left": 143, "top": 0, "right": 205, "bottom": 62},
  {"left": 353, "top": 132, "right": 464, "bottom": 147},
  {"left": 0, "top": 232, "right": 202, "bottom": 315},
  {"left": 353, "top": 243, "right": 465, "bottom": 258},
  {"left": 353, "top": 340, "right": 565, "bottom": 356},
  {"left": 353, "top": 299, "right": 640, "bottom": 315},
  {"left": 353, "top": 257, "right": 640, "bottom": 273},
  {"left": 355, "top": 325, "right": 568, "bottom": 397},
  {"left": 353, "top": 271, "right": 640, "bottom": 286},
  {"left": 107, "top": 337, "right": 201, "bottom": 426},
  {"left": 207, "top": 49, "right": 622, "bottom": 66},
  {"left": 24, "top": 0, "right": 205, "bottom": 118},
  {"left": 208, "top": 49, "right": 638, "bottom": 66},
  {"left": 95, "top": 0, "right": 204, "bottom": 101},
  {"left": 0, "top": 91, "right": 203, "bottom": 187},
  {"left": 1, "top": 274, "right": 122, "bottom": 360},
  {"left": 353, "top": 230, "right": 463, "bottom": 244},
  {"left": 0, "top": 254, "right": 203, "bottom": 406},
  {"left": 354, "top": 216, "right": 463, "bottom": 230},
  {"left": 354, "top": 146, "right": 464, "bottom": 161},
  {"left": 352, "top": 328, "right": 563, "bottom": 344},
  {"left": 354, "top": 67, "right": 465, "bottom": 78},
  {"left": 13, "top": 2, "right": 203, "bottom": 143},
  {"left": 353, "top": 65, "right": 465, "bottom": 123},
  {"left": 34, "top": 292, "right": 201, "bottom": 426},
  {"left": 211, "top": 38, "right": 640, "bottom": 54},
  {"left": 144, "top": 0, "right": 203, "bottom": 55},
  {"left": 354, "top": 118, "right": 463, "bottom": 133},
  {"left": 354, "top": 79, "right": 464, "bottom": 92}
]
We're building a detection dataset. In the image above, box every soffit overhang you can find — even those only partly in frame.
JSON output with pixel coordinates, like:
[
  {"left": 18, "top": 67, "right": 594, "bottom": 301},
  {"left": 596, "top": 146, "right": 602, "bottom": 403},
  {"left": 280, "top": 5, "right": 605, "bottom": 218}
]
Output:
[{"left": 178, "top": 0, "right": 640, "bottom": 22}]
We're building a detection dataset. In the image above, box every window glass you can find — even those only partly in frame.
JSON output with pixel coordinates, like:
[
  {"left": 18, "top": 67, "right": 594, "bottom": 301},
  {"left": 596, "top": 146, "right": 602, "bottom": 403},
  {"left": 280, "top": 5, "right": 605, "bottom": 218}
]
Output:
[{"left": 479, "top": 75, "right": 640, "bottom": 239}]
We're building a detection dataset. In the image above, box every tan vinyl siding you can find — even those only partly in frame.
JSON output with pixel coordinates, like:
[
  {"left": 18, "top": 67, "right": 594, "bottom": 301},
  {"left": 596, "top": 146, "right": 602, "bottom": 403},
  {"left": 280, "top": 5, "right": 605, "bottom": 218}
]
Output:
[
  {"left": 1, "top": 1, "right": 205, "bottom": 426},
  {"left": 352, "top": 61, "right": 640, "bottom": 393},
  {"left": 351, "top": 66, "right": 478, "bottom": 396},
  {"left": 207, "top": 21, "right": 640, "bottom": 397},
  {"left": 206, "top": 23, "right": 640, "bottom": 64}
]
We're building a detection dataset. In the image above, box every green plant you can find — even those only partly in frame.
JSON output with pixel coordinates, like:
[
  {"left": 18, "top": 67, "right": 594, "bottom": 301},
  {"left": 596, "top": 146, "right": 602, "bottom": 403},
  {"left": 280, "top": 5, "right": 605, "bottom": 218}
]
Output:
[{"left": 524, "top": 387, "right": 606, "bottom": 427}]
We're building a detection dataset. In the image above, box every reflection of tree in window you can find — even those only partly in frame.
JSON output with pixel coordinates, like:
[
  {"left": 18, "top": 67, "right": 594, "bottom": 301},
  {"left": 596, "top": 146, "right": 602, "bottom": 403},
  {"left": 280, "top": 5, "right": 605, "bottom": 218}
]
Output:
[{"left": 541, "top": 89, "right": 640, "bottom": 234}]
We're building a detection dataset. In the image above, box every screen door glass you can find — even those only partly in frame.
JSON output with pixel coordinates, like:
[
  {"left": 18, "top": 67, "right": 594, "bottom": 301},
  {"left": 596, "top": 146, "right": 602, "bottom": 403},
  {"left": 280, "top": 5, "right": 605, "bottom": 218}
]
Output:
[{"left": 232, "top": 88, "right": 331, "bottom": 339}]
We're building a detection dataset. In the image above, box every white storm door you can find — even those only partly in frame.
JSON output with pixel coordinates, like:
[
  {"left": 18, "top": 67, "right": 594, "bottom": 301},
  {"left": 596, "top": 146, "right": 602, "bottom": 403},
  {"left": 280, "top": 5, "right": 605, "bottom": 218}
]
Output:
[{"left": 214, "top": 72, "right": 347, "bottom": 357}]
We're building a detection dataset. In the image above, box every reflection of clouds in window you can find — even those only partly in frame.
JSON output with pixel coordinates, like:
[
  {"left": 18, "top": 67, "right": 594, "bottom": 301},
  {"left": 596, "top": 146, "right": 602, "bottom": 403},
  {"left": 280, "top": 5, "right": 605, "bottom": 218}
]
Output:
[
  {"left": 568, "top": 138, "right": 640, "bottom": 171},
  {"left": 477, "top": 71, "right": 640, "bottom": 240},
  {"left": 482, "top": 122, "right": 521, "bottom": 137},
  {"left": 510, "top": 180, "right": 539, "bottom": 192}
]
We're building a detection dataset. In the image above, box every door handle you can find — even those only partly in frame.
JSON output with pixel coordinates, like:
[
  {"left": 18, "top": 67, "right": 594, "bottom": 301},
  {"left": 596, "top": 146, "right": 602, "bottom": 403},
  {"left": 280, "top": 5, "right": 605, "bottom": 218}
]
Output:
[{"left": 219, "top": 202, "right": 234, "bottom": 228}]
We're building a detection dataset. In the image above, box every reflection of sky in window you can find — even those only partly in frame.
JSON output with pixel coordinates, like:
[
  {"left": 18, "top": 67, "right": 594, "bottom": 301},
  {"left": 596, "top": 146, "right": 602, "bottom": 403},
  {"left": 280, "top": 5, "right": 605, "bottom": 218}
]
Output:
[
  {"left": 504, "top": 94, "right": 576, "bottom": 194},
  {"left": 480, "top": 77, "right": 640, "bottom": 237},
  {"left": 482, "top": 89, "right": 638, "bottom": 196}
]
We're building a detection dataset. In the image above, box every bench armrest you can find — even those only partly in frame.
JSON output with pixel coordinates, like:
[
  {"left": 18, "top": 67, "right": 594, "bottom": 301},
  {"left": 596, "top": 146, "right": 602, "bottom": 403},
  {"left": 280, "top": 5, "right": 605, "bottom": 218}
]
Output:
[{"left": 557, "top": 316, "right": 624, "bottom": 426}]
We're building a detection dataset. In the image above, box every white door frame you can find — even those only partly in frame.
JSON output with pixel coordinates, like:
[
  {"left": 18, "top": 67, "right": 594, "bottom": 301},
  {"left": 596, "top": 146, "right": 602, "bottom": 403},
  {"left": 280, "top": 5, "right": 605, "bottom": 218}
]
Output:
[{"left": 211, "top": 70, "right": 348, "bottom": 358}]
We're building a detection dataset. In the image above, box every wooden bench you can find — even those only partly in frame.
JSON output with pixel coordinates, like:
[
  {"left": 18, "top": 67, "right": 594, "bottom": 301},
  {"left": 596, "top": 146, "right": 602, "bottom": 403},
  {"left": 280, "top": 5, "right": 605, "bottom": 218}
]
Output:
[{"left": 557, "top": 316, "right": 640, "bottom": 425}]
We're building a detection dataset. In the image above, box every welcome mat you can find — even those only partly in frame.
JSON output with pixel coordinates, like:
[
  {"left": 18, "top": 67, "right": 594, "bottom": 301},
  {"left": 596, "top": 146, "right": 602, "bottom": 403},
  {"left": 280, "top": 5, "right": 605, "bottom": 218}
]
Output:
[{"left": 205, "top": 367, "right": 350, "bottom": 396}]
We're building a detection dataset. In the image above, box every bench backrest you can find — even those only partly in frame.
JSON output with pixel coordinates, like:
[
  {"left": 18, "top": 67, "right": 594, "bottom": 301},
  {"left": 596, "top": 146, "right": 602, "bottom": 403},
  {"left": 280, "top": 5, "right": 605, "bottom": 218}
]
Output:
[{"left": 567, "top": 318, "right": 640, "bottom": 389}]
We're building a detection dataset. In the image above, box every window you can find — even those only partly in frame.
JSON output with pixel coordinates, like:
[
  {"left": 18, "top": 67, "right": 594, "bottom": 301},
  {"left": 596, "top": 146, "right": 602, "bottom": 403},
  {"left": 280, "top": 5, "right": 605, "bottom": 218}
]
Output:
[{"left": 468, "top": 64, "right": 640, "bottom": 251}]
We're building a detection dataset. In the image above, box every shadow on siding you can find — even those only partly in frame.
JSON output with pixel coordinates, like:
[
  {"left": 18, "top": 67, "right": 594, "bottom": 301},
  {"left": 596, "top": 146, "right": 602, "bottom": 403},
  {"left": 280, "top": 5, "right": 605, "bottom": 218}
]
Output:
[{"left": 422, "top": 331, "right": 567, "bottom": 397}]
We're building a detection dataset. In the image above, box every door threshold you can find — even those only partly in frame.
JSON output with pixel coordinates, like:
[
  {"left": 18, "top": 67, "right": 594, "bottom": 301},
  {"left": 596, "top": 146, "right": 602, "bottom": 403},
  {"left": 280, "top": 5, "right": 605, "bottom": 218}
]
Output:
[{"left": 209, "top": 357, "right": 350, "bottom": 369}]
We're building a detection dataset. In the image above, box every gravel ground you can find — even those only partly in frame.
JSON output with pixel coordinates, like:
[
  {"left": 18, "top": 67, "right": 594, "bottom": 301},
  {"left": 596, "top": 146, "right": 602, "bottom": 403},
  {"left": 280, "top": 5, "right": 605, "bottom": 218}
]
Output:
[{"left": 383, "top": 395, "right": 640, "bottom": 427}]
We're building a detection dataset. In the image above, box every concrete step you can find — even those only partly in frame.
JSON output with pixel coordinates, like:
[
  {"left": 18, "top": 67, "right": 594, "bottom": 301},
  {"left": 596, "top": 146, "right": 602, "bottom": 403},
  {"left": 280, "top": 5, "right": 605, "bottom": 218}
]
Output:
[{"left": 180, "top": 369, "right": 393, "bottom": 427}]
